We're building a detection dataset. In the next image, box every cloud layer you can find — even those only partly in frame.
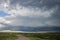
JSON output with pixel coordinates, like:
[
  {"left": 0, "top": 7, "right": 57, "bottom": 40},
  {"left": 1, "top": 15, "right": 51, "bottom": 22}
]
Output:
[{"left": 0, "top": 0, "right": 60, "bottom": 31}]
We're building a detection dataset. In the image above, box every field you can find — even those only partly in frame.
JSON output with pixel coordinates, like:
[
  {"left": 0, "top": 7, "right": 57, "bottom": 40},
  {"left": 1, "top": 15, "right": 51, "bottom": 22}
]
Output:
[{"left": 0, "top": 32, "right": 60, "bottom": 40}]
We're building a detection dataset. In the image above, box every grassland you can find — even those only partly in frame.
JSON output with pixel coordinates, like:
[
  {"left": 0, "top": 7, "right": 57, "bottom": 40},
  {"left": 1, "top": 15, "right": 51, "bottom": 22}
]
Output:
[{"left": 0, "top": 32, "right": 60, "bottom": 40}]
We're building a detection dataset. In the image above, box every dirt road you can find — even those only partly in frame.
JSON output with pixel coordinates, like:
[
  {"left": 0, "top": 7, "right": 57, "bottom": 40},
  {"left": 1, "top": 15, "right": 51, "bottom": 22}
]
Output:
[{"left": 17, "top": 35, "right": 30, "bottom": 40}]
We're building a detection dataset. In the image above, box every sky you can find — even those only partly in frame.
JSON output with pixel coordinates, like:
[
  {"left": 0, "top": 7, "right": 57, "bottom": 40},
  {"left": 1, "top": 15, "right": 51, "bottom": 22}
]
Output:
[
  {"left": 0, "top": 0, "right": 60, "bottom": 31},
  {"left": 0, "top": 10, "right": 11, "bottom": 17}
]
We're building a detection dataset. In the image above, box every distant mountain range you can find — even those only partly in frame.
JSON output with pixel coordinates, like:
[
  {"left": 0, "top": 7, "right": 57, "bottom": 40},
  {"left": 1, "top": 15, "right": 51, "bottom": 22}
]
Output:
[{"left": 0, "top": 26, "right": 60, "bottom": 32}]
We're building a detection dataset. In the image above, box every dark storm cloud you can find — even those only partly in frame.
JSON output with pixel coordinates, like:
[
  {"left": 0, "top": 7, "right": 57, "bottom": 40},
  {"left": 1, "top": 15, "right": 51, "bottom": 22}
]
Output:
[
  {"left": 0, "top": 0, "right": 60, "bottom": 31},
  {"left": 9, "top": 0, "right": 60, "bottom": 19},
  {"left": 10, "top": 0, "right": 60, "bottom": 9}
]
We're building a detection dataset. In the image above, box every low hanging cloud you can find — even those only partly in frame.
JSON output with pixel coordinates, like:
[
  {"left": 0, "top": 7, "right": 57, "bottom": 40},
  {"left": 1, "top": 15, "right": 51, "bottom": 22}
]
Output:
[{"left": 0, "top": 0, "right": 60, "bottom": 29}]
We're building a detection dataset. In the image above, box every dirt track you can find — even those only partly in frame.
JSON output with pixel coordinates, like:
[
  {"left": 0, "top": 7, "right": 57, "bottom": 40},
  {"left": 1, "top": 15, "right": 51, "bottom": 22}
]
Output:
[{"left": 17, "top": 35, "right": 30, "bottom": 40}]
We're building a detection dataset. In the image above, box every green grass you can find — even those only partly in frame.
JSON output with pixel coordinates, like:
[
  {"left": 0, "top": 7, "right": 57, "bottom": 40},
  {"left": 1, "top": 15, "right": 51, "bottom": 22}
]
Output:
[
  {"left": 0, "top": 32, "right": 60, "bottom": 40},
  {"left": 0, "top": 33, "right": 17, "bottom": 40},
  {"left": 30, "top": 37, "right": 41, "bottom": 40}
]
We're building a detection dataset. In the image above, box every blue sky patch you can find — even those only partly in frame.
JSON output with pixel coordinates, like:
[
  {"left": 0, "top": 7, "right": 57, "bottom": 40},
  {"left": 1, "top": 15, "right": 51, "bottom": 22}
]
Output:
[{"left": 0, "top": 11, "right": 11, "bottom": 17}]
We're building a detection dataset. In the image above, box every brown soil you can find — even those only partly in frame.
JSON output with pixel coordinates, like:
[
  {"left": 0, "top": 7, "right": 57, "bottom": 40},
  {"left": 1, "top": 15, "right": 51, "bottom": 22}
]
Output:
[{"left": 17, "top": 35, "right": 30, "bottom": 40}]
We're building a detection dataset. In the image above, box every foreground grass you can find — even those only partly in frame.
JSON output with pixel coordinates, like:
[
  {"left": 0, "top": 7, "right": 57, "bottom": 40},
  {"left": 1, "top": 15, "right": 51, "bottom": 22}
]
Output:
[
  {"left": 30, "top": 37, "right": 41, "bottom": 40},
  {"left": 0, "top": 32, "right": 60, "bottom": 40},
  {"left": 0, "top": 33, "right": 17, "bottom": 40}
]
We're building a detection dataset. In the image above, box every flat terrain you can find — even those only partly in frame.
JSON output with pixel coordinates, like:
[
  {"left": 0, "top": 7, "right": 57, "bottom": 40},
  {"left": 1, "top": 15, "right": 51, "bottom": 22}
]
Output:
[{"left": 0, "top": 32, "right": 60, "bottom": 40}]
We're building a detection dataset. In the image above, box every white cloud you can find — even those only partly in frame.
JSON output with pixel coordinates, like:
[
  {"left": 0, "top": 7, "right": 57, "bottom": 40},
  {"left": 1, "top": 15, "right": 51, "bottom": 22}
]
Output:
[
  {"left": 6, "top": 5, "right": 55, "bottom": 18},
  {"left": 0, "top": 17, "right": 11, "bottom": 24}
]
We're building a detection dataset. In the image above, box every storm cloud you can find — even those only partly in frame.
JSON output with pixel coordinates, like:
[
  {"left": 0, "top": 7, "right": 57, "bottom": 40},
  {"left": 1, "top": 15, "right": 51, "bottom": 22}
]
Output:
[{"left": 0, "top": 0, "right": 60, "bottom": 31}]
